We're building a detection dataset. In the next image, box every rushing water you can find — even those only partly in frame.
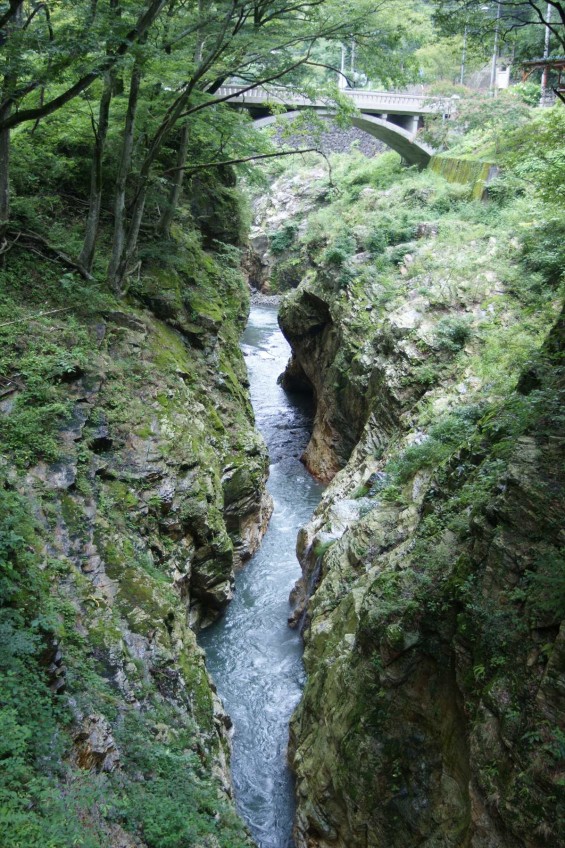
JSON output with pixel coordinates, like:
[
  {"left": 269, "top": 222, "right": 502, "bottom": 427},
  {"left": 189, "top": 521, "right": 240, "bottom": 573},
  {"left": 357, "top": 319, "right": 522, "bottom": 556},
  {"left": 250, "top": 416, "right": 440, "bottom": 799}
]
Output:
[{"left": 199, "top": 304, "right": 324, "bottom": 848}]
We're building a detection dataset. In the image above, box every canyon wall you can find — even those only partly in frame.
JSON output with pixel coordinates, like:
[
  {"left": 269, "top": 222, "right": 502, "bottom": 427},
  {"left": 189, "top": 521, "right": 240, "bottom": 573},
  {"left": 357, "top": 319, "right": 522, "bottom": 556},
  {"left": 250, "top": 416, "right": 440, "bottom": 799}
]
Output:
[
  {"left": 0, "top": 197, "right": 267, "bottom": 846},
  {"left": 269, "top": 154, "right": 564, "bottom": 847}
]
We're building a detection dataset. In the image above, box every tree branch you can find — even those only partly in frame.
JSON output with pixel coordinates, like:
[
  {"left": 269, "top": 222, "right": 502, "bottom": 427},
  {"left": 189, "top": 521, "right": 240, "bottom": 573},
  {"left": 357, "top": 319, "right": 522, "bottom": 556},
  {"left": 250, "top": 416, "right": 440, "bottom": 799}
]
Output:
[
  {"left": 7, "top": 229, "right": 95, "bottom": 280},
  {"left": 0, "top": 0, "right": 22, "bottom": 30},
  {"left": 163, "top": 146, "right": 321, "bottom": 175},
  {"left": 0, "top": 307, "right": 72, "bottom": 329},
  {"left": 0, "top": 0, "right": 170, "bottom": 131}
]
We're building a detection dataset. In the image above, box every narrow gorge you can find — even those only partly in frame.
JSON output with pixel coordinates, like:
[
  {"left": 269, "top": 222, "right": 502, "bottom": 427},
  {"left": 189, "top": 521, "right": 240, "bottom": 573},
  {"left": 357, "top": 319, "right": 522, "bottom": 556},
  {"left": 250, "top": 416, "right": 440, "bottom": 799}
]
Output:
[
  {"left": 1, "top": 3, "right": 564, "bottom": 843},
  {"left": 1, "top": 144, "right": 564, "bottom": 848},
  {"left": 200, "top": 304, "right": 323, "bottom": 848}
]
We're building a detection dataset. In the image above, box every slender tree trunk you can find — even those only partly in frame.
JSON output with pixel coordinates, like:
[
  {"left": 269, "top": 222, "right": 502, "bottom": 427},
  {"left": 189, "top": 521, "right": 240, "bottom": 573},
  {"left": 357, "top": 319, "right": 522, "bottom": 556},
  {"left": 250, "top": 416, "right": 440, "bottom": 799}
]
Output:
[
  {"left": 152, "top": 8, "right": 201, "bottom": 240},
  {"left": 0, "top": 3, "right": 22, "bottom": 256},
  {"left": 111, "top": 92, "right": 190, "bottom": 291},
  {"left": 112, "top": 176, "right": 148, "bottom": 293},
  {"left": 108, "top": 59, "right": 143, "bottom": 294},
  {"left": 78, "top": 73, "right": 113, "bottom": 271},
  {"left": 0, "top": 107, "right": 11, "bottom": 253},
  {"left": 157, "top": 123, "right": 190, "bottom": 237}
]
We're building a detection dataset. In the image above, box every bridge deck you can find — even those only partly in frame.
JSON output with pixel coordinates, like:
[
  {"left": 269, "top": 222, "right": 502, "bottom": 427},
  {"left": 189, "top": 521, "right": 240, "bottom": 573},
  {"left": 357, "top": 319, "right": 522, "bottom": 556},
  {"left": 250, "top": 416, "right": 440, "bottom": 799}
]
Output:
[{"left": 217, "top": 85, "right": 455, "bottom": 116}]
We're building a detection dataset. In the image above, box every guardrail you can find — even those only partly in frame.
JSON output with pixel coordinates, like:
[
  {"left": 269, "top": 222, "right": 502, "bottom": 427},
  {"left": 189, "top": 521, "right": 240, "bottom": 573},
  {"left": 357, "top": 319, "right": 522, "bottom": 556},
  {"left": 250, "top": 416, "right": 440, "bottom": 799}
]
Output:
[{"left": 216, "top": 85, "right": 455, "bottom": 116}]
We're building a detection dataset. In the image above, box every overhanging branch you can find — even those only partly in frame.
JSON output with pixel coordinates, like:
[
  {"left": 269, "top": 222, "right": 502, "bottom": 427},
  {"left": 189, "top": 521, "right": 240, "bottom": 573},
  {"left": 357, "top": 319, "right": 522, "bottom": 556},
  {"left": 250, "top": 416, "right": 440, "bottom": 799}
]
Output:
[{"left": 163, "top": 146, "right": 321, "bottom": 175}]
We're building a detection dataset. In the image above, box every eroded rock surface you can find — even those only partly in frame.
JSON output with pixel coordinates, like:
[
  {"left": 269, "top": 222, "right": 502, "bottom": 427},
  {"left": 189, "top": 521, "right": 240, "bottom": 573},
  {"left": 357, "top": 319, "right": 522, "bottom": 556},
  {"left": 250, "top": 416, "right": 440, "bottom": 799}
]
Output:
[
  {"left": 290, "top": 326, "right": 565, "bottom": 847},
  {"left": 275, "top": 161, "right": 565, "bottom": 847},
  {"left": 0, "top": 237, "right": 267, "bottom": 846}
]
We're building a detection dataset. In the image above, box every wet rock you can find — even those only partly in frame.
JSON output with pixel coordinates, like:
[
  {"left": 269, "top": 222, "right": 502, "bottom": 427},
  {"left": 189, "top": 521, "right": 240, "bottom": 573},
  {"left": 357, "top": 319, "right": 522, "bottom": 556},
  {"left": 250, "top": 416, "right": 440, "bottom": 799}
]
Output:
[
  {"left": 33, "top": 457, "right": 77, "bottom": 490},
  {"left": 105, "top": 310, "right": 147, "bottom": 334},
  {"left": 74, "top": 714, "right": 120, "bottom": 772},
  {"left": 40, "top": 638, "right": 66, "bottom": 694},
  {"left": 0, "top": 395, "right": 16, "bottom": 415},
  {"left": 415, "top": 222, "right": 439, "bottom": 239},
  {"left": 88, "top": 414, "right": 113, "bottom": 452}
]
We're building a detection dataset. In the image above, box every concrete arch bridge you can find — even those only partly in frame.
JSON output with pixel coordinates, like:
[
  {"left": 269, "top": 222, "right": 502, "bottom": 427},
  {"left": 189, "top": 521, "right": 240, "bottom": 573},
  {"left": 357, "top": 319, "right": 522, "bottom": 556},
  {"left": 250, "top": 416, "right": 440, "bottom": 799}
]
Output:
[{"left": 218, "top": 85, "right": 456, "bottom": 167}]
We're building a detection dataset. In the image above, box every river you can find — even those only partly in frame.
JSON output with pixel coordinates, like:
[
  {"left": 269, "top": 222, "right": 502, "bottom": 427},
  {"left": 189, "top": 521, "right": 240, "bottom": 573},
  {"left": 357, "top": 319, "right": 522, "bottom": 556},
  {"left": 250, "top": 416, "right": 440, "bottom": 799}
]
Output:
[{"left": 199, "top": 303, "right": 324, "bottom": 848}]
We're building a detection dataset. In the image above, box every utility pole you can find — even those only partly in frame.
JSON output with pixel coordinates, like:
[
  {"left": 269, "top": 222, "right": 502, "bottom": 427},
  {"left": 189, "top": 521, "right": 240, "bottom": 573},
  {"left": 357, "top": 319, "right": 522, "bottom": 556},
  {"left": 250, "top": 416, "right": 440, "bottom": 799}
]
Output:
[
  {"left": 339, "top": 43, "right": 346, "bottom": 89},
  {"left": 489, "top": 0, "right": 502, "bottom": 95},
  {"left": 541, "top": 3, "right": 552, "bottom": 97},
  {"left": 460, "top": 25, "right": 468, "bottom": 85}
]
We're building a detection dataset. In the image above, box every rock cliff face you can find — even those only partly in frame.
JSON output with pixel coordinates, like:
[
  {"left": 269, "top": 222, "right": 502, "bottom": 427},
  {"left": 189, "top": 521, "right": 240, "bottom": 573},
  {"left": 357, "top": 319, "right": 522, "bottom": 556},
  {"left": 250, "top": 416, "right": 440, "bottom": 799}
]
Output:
[
  {"left": 278, "top": 278, "right": 409, "bottom": 481},
  {"left": 290, "top": 320, "right": 565, "bottom": 848},
  {"left": 272, "top": 157, "right": 565, "bottom": 847},
  {"left": 245, "top": 167, "right": 328, "bottom": 294},
  {"left": 0, "top": 225, "right": 267, "bottom": 845}
]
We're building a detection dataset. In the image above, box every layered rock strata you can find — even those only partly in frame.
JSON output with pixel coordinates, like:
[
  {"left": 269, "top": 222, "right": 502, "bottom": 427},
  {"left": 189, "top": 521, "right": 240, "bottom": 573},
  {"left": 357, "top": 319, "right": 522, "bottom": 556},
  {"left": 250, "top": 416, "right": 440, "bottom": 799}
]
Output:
[
  {"left": 0, "top": 236, "right": 269, "bottom": 845},
  {"left": 290, "top": 314, "right": 565, "bottom": 848},
  {"left": 272, "top": 159, "right": 565, "bottom": 847}
]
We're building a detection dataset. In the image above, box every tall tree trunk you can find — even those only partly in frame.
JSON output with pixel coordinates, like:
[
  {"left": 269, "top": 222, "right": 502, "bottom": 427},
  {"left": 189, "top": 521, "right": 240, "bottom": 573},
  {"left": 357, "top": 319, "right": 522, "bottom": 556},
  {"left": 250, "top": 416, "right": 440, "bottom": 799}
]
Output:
[
  {"left": 155, "top": 4, "right": 200, "bottom": 240},
  {"left": 112, "top": 176, "right": 148, "bottom": 293},
  {"left": 157, "top": 123, "right": 189, "bottom": 238},
  {"left": 0, "top": 2, "right": 23, "bottom": 257},
  {"left": 111, "top": 92, "right": 190, "bottom": 291},
  {"left": 108, "top": 59, "right": 143, "bottom": 295},
  {"left": 0, "top": 107, "right": 11, "bottom": 254},
  {"left": 112, "top": 54, "right": 309, "bottom": 281},
  {"left": 78, "top": 73, "right": 113, "bottom": 272}
]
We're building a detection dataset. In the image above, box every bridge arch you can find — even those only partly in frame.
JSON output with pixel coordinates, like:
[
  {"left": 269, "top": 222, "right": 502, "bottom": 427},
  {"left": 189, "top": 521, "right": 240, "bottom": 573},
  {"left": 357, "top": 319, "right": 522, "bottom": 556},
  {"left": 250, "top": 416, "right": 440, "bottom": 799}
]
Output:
[{"left": 253, "top": 111, "right": 432, "bottom": 168}]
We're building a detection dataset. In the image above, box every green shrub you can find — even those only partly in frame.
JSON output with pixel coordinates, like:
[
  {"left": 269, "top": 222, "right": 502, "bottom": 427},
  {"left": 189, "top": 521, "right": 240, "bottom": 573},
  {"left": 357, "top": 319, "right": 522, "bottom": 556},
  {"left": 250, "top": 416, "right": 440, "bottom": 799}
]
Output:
[
  {"left": 386, "top": 404, "right": 483, "bottom": 484},
  {"left": 270, "top": 224, "right": 298, "bottom": 254},
  {"left": 367, "top": 219, "right": 416, "bottom": 256},
  {"left": 323, "top": 233, "right": 356, "bottom": 267},
  {"left": 410, "top": 362, "right": 440, "bottom": 388},
  {"left": 367, "top": 229, "right": 388, "bottom": 255},
  {"left": 434, "top": 316, "right": 472, "bottom": 352},
  {"left": 114, "top": 712, "right": 251, "bottom": 848},
  {"left": 388, "top": 244, "right": 413, "bottom": 266},
  {"left": 0, "top": 312, "right": 91, "bottom": 466},
  {"left": 525, "top": 548, "right": 565, "bottom": 624},
  {"left": 521, "top": 218, "right": 565, "bottom": 288}
]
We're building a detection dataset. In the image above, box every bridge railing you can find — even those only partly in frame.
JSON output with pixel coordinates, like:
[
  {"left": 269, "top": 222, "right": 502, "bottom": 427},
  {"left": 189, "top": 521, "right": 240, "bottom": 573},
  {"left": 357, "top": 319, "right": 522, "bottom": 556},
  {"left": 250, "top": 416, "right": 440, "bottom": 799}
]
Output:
[{"left": 216, "top": 85, "right": 455, "bottom": 116}]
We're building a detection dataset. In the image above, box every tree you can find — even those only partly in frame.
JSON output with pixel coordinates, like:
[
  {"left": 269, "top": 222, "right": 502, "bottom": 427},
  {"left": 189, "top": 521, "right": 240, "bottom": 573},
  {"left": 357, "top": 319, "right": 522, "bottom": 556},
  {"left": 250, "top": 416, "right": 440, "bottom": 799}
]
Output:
[
  {"left": 433, "top": 1, "right": 565, "bottom": 54},
  {"left": 504, "top": 105, "right": 565, "bottom": 204},
  {"left": 0, "top": 1, "right": 425, "bottom": 291},
  {"left": 103, "top": 0, "right": 413, "bottom": 293},
  {"left": 0, "top": 0, "right": 170, "bottom": 251}
]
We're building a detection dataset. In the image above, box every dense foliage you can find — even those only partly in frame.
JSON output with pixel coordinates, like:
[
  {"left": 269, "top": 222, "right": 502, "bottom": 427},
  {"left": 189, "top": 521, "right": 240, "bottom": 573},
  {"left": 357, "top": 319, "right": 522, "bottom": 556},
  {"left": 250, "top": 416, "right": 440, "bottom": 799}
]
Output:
[{"left": 0, "top": 0, "right": 424, "bottom": 294}]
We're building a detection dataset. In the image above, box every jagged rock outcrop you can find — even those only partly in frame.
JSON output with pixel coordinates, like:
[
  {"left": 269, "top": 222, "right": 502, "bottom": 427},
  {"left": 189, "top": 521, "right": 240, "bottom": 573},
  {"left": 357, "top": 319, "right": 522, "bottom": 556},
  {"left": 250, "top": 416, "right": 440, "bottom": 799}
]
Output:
[
  {"left": 0, "top": 234, "right": 266, "bottom": 845},
  {"left": 245, "top": 168, "right": 328, "bottom": 294},
  {"left": 290, "top": 316, "right": 565, "bottom": 847},
  {"left": 275, "top": 160, "right": 565, "bottom": 847},
  {"left": 278, "top": 278, "right": 414, "bottom": 481},
  {"left": 23, "top": 296, "right": 271, "bottom": 630}
]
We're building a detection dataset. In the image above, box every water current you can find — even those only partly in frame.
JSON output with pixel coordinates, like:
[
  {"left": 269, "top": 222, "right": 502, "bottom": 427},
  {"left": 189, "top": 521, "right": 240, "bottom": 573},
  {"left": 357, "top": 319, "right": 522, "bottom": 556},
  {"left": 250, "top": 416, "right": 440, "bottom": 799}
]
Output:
[{"left": 199, "top": 304, "right": 324, "bottom": 848}]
